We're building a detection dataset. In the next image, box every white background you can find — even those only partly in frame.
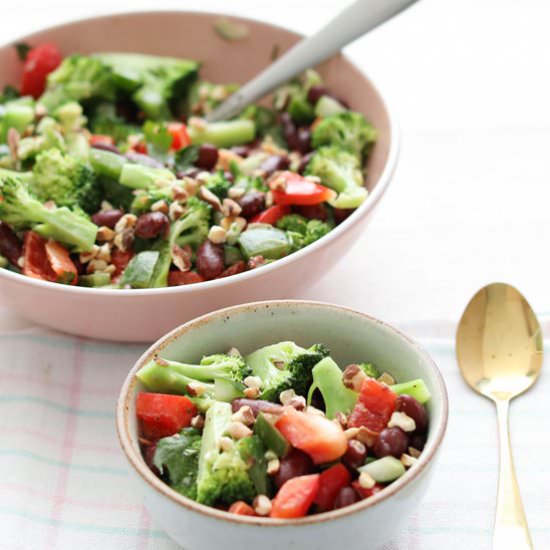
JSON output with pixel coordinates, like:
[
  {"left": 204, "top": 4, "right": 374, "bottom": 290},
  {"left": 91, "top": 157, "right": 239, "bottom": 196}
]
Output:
[{"left": 2, "top": 0, "right": 550, "bottom": 329}]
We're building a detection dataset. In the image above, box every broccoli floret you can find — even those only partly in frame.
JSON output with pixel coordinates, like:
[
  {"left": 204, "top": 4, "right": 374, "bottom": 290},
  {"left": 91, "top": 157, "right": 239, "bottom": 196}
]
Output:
[
  {"left": 204, "top": 171, "right": 232, "bottom": 200},
  {"left": 305, "top": 145, "right": 368, "bottom": 209},
  {"left": 53, "top": 101, "right": 87, "bottom": 133},
  {"left": 245, "top": 341, "right": 330, "bottom": 402},
  {"left": 96, "top": 53, "right": 199, "bottom": 120},
  {"left": 130, "top": 186, "right": 174, "bottom": 215},
  {"left": 31, "top": 149, "right": 101, "bottom": 213},
  {"left": 39, "top": 55, "right": 116, "bottom": 111},
  {"left": 89, "top": 103, "right": 140, "bottom": 144},
  {"left": 276, "top": 214, "right": 308, "bottom": 234},
  {"left": 189, "top": 80, "right": 239, "bottom": 116},
  {"left": 359, "top": 363, "right": 380, "bottom": 379},
  {"left": 303, "top": 219, "right": 332, "bottom": 246},
  {"left": 153, "top": 428, "right": 202, "bottom": 500},
  {"left": 276, "top": 215, "right": 332, "bottom": 250},
  {"left": 311, "top": 111, "right": 377, "bottom": 161},
  {"left": 196, "top": 402, "right": 256, "bottom": 505},
  {"left": 0, "top": 176, "right": 97, "bottom": 252},
  {"left": 17, "top": 117, "right": 66, "bottom": 161}
]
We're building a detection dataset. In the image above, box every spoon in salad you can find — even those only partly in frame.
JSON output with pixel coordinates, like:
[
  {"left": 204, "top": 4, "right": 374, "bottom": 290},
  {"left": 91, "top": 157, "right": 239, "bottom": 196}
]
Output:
[
  {"left": 207, "top": 0, "right": 419, "bottom": 122},
  {"left": 456, "top": 282, "right": 543, "bottom": 550}
]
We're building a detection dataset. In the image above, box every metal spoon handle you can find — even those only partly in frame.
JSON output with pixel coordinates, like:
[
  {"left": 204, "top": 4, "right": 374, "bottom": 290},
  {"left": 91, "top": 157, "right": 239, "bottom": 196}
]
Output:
[
  {"left": 493, "top": 400, "right": 534, "bottom": 550},
  {"left": 207, "top": 0, "right": 418, "bottom": 121}
]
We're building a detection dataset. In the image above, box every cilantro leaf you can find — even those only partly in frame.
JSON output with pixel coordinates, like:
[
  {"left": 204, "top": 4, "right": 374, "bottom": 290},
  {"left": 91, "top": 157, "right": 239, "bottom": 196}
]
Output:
[{"left": 174, "top": 145, "right": 200, "bottom": 172}]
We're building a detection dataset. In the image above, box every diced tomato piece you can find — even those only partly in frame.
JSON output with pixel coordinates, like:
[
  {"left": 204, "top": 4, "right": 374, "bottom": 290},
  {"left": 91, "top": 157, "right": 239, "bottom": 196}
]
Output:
[
  {"left": 348, "top": 379, "right": 397, "bottom": 433},
  {"left": 89, "top": 134, "right": 115, "bottom": 147},
  {"left": 271, "top": 172, "right": 336, "bottom": 206},
  {"left": 314, "top": 463, "right": 351, "bottom": 511},
  {"left": 44, "top": 239, "right": 78, "bottom": 285},
  {"left": 111, "top": 248, "right": 134, "bottom": 277},
  {"left": 168, "top": 271, "right": 205, "bottom": 286},
  {"left": 167, "top": 122, "right": 191, "bottom": 151},
  {"left": 271, "top": 474, "right": 320, "bottom": 519},
  {"left": 22, "top": 231, "right": 56, "bottom": 281},
  {"left": 128, "top": 135, "right": 148, "bottom": 154},
  {"left": 352, "top": 480, "right": 385, "bottom": 500},
  {"left": 136, "top": 392, "right": 197, "bottom": 440},
  {"left": 250, "top": 204, "right": 291, "bottom": 225},
  {"left": 20, "top": 43, "right": 63, "bottom": 98},
  {"left": 275, "top": 407, "right": 347, "bottom": 465},
  {"left": 228, "top": 501, "right": 257, "bottom": 516}
]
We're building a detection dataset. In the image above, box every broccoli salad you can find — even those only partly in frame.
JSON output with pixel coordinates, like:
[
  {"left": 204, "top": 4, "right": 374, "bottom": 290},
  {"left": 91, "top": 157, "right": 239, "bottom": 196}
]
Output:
[
  {"left": 135, "top": 341, "right": 430, "bottom": 518},
  {"left": 0, "top": 43, "right": 377, "bottom": 288}
]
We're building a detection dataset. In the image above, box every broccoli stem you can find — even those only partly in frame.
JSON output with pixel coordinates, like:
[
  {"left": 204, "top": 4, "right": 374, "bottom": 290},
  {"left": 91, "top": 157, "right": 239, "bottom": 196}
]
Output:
[
  {"left": 307, "top": 357, "right": 358, "bottom": 419},
  {"left": 188, "top": 119, "right": 255, "bottom": 148},
  {"left": 119, "top": 163, "right": 175, "bottom": 189},
  {"left": 89, "top": 148, "right": 127, "bottom": 180},
  {"left": 390, "top": 379, "right": 431, "bottom": 404}
]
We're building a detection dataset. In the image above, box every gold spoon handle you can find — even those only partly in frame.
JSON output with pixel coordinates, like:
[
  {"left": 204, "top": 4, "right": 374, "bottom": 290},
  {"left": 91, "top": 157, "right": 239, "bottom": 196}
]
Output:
[{"left": 493, "top": 399, "right": 534, "bottom": 550}]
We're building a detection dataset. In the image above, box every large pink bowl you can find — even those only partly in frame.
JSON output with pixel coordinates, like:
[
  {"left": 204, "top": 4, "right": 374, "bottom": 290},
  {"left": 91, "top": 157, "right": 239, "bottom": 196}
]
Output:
[{"left": 0, "top": 11, "right": 398, "bottom": 342}]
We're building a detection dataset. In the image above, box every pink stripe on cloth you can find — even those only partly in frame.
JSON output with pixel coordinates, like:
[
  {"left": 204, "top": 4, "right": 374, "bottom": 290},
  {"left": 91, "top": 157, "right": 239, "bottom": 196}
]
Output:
[
  {"left": 136, "top": 505, "right": 152, "bottom": 550},
  {"left": 45, "top": 339, "right": 84, "bottom": 550}
]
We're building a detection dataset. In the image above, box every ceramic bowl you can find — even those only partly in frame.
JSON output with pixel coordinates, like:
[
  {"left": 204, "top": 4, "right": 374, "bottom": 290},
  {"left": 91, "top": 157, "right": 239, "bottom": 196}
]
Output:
[
  {"left": 117, "top": 301, "right": 448, "bottom": 550},
  {"left": 0, "top": 11, "right": 398, "bottom": 342}
]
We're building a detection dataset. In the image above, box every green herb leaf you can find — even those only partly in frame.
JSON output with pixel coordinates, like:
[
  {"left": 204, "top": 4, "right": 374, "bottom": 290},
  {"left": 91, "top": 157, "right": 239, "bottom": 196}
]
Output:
[
  {"left": 142, "top": 121, "right": 173, "bottom": 154},
  {"left": 15, "top": 42, "right": 31, "bottom": 61},
  {"left": 174, "top": 145, "right": 200, "bottom": 172}
]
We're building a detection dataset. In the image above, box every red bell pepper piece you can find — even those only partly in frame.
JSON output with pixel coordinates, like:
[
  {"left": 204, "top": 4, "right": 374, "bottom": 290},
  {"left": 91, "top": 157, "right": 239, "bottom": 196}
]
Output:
[
  {"left": 22, "top": 231, "right": 56, "bottom": 281},
  {"left": 111, "top": 248, "right": 134, "bottom": 278},
  {"left": 352, "top": 480, "right": 385, "bottom": 500},
  {"left": 250, "top": 204, "right": 291, "bottom": 225},
  {"left": 45, "top": 239, "right": 78, "bottom": 285},
  {"left": 314, "top": 463, "right": 352, "bottom": 511},
  {"left": 228, "top": 501, "right": 257, "bottom": 516},
  {"left": 89, "top": 134, "right": 115, "bottom": 147},
  {"left": 20, "top": 43, "right": 63, "bottom": 98},
  {"left": 167, "top": 122, "right": 191, "bottom": 151},
  {"left": 270, "top": 474, "right": 320, "bottom": 519},
  {"left": 270, "top": 172, "right": 335, "bottom": 206},
  {"left": 348, "top": 379, "right": 397, "bottom": 433},
  {"left": 136, "top": 392, "right": 197, "bottom": 440},
  {"left": 275, "top": 407, "right": 347, "bottom": 465}
]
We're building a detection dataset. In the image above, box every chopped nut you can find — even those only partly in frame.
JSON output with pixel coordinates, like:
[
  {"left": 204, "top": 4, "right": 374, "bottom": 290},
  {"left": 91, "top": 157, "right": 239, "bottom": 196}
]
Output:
[
  {"left": 356, "top": 426, "right": 377, "bottom": 447},
  {"left": 199, "top": 186, "right": 223, "bottom": 210},
  {"left": 334, "top": 411, "right": 348, "bottom": 428},
  {"left": 243, "top": 387, "right": 260, "bottom": 399},
  {"left": 103, "top": 264, "right": 116, "bottom": 275},
  {"left": 400, "top": 453, "right": 418, "bottom": 468},
  {"left": 288, "top": 396, "right": 306, "bottom": 411},
  {"left": 232, "top": 406, "right": 255, "bottom": 426},
  {"left": 264, "top": 450, "right": 278, "bottom": 461},
  {"left": 113, "top": 228, "right": 134, "bottom": 252},
  {"left": 182, "top": 177, "right": 199, "bottom": 197},
  {"left": 17, "top": 256, "right": 25, "bottom": 268},
  {"left": 342, "top": 364, "right": 368, "bottom": 392},
  {"left": 266, "top": 457, "right": 280, "bottom": 475},
  {"left": 244, "top": 376, "right": 262, "bottom": 389},
  {"left": 151, "top": 199, "right": 169, "bottom": 214},
  {"left": 269, "top": 174, "right": 287, "bottom": 191},
  {"left": 186, "top": 381, "right": 209, "bottom": 397},
  {"left": 228, "top": 186, "right": 246, "bottom": 199},
  {"left": 208, "top": 225, "right": 227, "bottom": 244},
  {"left": 253, "top": 495, "right": 272, "bottom": 516},
  {"left": 388, "top": 411, "right": 416, "bottom": 432},
  {"left": 216, "top": 148, "right": 244, "bottom": 171},
  {"left": 344, "top": 427, "right": 360, "bottom": 440},
  {"left": 358, "top": 471, "right": 376, "bottom": 489},
  {"left": 34, "top": 104, "right": 48, "bottom": 120},
  {"left": 377, "top": 372, "right": 396, "bottom": 386},
  {"left": 114, "top": 213, "right": 137, "bottom": 233},
  {"left": 219, "top": 436, "right": 234, "bottom": 452},
  {"left": 172, "top": 244, "right": 192, "bottom": 272},
  {"left": 227, "top": 421, "right": 253, "bottom": 440},
  {"left": 191, "top": 415, "right": 205, "bottom": 430},
  {"left": 7, "top": 128, "right": 20, "bottom": 159},
  {"left": 227, "top": 346, "right": 241, "bottom": 357},
  {"left": 196, "top": 171, "right": 211, "bottom": 183},
  {"left": 232, "top": 216, "right": 247, "bottom": 232},
  {"left": 264, "top": 190, "right": 274, "bottom": 208},
  {"left": 279, "top": 389, "right": 297, "bottom": 405},
  {"left": 100, "top": 200, "right": 114, "bottom": 211},
  {"left": 96, "top": 243, "right": 111, "bottom": 263},
  {"left": 86, "top": 259, "right": 108, "bottom": 274},
  {"left": 169, "top": 201, "right": 185, "bottom": 221},
  {"left": 305, "top": 406, "right": 325, "bottom": 417},
  {"left": 222, "top": 198, "right": 242, "bottom": 217},
  {"left": 172, "top": 184, "right": 189, "bottom": 203},
  {"left": 96, "top": 226, "right": 115, "bottom": 242},
  {"left": 79, "top": 244, "right": 100, "bottom": 264},
  {"left": 408, "top": 446, "right": 422, "bottom": 458},
  {"left": 273, "top": 361, "right": 285, "bottom": 370}
]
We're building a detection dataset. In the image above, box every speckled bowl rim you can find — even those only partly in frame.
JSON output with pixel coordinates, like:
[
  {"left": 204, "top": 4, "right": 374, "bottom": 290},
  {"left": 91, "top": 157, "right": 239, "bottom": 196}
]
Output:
[
  {"left": 0, "top": 10, "right": 400, "bottom": 296},
  {"left": 117, "top": 300, "right": 448, "bottom": 527}
]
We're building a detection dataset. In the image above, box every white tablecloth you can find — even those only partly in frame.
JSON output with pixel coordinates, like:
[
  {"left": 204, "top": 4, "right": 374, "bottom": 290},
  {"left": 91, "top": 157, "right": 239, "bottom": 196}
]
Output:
[{"left": 1, "top": 0, "right": 550, "bottom": 548}]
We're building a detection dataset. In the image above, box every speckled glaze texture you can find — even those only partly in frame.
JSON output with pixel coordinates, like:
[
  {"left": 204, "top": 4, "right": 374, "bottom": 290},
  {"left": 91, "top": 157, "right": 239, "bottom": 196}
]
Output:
[
  {"left": 0, "top": 12, "right": 399, "bottom": 342},
  {"left": 117, "top": 301, "right": 448, "bottom": 550}
]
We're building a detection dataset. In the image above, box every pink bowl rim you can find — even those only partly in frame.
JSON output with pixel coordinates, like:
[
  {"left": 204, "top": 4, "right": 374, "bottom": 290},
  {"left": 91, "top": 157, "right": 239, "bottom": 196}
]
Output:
[
  {"left": 116, "top": 299, "right": 449, "bottom": 527},
  {"left": 0, "top": 10, "right": 400, "bottom": 297}
]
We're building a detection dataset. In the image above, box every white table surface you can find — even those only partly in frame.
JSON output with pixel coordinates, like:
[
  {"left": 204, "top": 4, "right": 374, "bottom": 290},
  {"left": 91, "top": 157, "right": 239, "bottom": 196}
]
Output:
[{"left": 1, "top": 0, "right": 550, "bottom": 329}]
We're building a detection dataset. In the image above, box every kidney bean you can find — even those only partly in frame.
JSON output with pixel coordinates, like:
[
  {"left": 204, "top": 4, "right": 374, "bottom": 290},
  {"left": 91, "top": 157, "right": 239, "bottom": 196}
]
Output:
[
  {"left": 196, "top": 240, "right": 224, "bottom": 280},
  {"left": 125, "top": 151, "right": 164, "bottom": 168},
  {"left": 196, "top": 144, "right": 219, "bottom": 170},
  {"left": 298, "top": 152, "right": 314, "bottom": 174},
  {"left": 295, "top": 203, "right": 328, "bottom": 222},
  {"left": 134, "top": 212, "right": 169, "bottom": 239},
  {"left": 274, "top": 450, "right": 314, "bottom": 488},
  {"left": 259, "top": 155, "right": 290, "bottom": 176},
  {"left": 237, "top": 191, "right": 265, "bottom": 219},
  {"left": 91, "top": 142, "right": 121, "bottom": 154},
  {"left": 91, "top": 209, "right": 124, "bottom": 229},
  {"left": 396, "top": 395, "right": 428, "bottom": 433},
  {"left": 230, "top": 145, "right": 251, "bottom": 158},
  {"left": 333, "top": 486, "right": 360, "bottom": 510},
  {"left": 307, "top": 85, "right": 329, "bottom": 105},
  {"left": 0, "top": 221, "right": 22, "bottom": 266},
  {"left": 373, "top": 427, "right": 409, "bottom": 458},
  {"left": 141, "top": 442, "right": 161, "bottom": 477},
  {"left": 217, "top": 261, "right": 246, "bottom": 279},
  {"left": 333, "top": 208, "right": 354, "bottom": 225},
  {"left": 295, "top": 128, "right": 312, "bottom": 154},
  {"left": 342, "top": 439, "right": 367, "bottom": 470},
  {"left": 280, "top": 112, "right": 299, "bottom": 150},
  {"left": 231, "top": 398, "right": 283, "bottom": 416},
  {"left": 409, "top": 433, "right": 427, "bottom": 452}
]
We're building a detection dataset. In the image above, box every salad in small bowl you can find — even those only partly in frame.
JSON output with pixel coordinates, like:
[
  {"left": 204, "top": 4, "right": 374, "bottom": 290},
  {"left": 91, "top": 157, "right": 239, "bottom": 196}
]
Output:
[{"left": 117, "top": 301, "right": 448, "bottom": 550}]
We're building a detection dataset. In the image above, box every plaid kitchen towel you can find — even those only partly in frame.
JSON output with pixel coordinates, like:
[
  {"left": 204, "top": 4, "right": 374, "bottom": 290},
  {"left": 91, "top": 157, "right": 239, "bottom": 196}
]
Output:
[{"left": 0, "top": 318, "right": 548, "bottom": 549}]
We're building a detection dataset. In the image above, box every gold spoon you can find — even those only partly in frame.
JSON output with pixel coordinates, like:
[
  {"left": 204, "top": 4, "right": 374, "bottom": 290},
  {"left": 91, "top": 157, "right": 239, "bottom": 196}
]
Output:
[{"left": 456, "top": 282, "right": 543, "bottom": 549}]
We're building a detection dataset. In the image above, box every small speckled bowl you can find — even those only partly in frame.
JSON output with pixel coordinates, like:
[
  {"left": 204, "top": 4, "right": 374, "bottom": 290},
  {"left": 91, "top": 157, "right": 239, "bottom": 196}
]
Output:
[
  {"left": 117, "top": 301, "right": 448, "bottom": 550},
  {"left": 0, "top": 11, "right": 398, "bottom": 342}
]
